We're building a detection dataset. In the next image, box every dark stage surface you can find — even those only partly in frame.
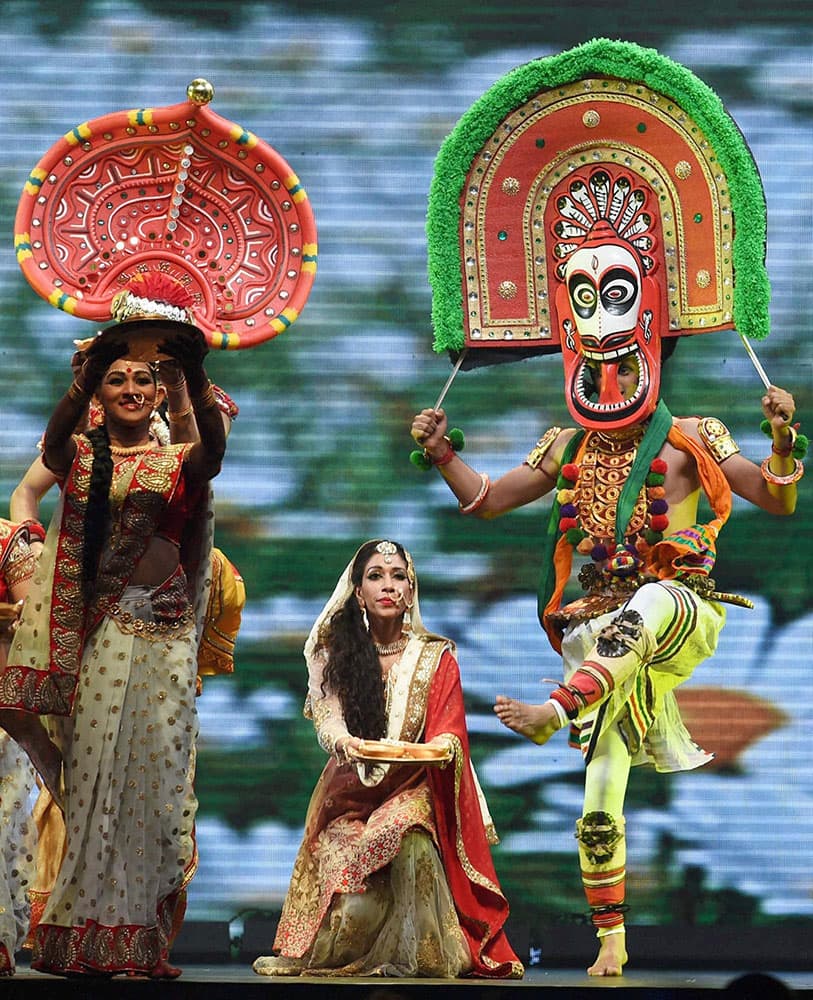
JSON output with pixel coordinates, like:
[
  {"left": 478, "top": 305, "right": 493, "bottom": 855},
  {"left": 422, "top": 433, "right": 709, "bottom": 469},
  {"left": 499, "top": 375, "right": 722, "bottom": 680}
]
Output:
[{"left": 5, "top": 965, "right": 813, "bottom": 998}]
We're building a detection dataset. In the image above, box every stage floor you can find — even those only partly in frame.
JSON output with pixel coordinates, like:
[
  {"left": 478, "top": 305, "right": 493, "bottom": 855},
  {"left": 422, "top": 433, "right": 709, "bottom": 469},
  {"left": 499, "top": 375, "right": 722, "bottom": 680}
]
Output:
[{"left": 5, "top": 964, "right": 813, "bottom": 998}]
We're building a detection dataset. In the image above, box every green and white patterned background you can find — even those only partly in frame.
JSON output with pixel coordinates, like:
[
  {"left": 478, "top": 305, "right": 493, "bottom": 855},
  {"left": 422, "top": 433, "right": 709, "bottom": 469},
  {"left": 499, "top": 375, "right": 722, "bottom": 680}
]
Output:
[{"left": 0, "top": 0, "right": 811, "bottom": 951}]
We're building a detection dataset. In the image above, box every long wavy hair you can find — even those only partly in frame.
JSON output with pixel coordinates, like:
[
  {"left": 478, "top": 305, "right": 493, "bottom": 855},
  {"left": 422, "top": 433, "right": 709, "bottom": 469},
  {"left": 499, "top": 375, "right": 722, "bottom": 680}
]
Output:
[{"left": 318, "top": 539, "right": 410, "bottom": 740}]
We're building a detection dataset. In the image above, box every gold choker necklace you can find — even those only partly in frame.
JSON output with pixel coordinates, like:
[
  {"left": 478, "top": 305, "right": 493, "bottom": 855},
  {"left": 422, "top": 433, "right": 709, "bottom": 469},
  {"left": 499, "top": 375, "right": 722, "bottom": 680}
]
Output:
[
  {"left": 373, "top": 635, "right": 408, "bottom": 656},
  {"left": 110, "top": 441, "right": 155, "bottom": 457}
]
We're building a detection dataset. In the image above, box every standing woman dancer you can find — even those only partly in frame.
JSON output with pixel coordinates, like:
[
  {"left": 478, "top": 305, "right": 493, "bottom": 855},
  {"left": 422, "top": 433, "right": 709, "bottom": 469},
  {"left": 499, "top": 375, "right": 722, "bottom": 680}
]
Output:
[{"left": 0, "top": 328, "right": 225, "bottom": 978}]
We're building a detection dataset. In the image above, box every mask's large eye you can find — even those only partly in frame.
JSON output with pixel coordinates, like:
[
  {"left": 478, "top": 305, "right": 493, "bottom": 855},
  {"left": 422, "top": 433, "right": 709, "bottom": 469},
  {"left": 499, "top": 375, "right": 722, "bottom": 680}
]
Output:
[
  {"left": 600, "top": 267, "right": 638, "bottom": 316},
  {"left": 568, "top": 275, "right": 598, "bottom": 319}
]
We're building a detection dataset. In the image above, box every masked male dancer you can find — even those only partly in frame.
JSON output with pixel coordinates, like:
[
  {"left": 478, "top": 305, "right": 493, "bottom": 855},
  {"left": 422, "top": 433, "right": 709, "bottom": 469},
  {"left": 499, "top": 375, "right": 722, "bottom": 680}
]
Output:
[
  {"left": 413, "top": 358, "right": 797, "bottom": 977},
  {"left": 411, "top": 41, "right": 803, "bottom": 977}
]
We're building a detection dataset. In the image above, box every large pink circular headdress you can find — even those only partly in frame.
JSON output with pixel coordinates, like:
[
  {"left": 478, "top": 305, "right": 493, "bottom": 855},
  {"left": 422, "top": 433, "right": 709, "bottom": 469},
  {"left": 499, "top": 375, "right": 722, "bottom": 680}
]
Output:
[{"left": 14, "top": 79, "right": 317, "bottom": 351}]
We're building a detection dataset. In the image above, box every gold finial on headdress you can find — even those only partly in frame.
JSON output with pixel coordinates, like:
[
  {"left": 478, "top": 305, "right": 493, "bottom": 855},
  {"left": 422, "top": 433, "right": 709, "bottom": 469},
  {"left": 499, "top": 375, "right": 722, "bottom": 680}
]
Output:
[{"left": 186, "top": 78, "right": 215, "bottom": 106}]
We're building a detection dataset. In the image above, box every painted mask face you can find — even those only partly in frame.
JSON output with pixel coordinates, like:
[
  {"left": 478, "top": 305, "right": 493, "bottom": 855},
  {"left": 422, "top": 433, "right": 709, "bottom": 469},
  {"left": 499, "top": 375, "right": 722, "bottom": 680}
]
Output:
[{"left": 552, "top": 171, "right": 664, "bottom": 430}]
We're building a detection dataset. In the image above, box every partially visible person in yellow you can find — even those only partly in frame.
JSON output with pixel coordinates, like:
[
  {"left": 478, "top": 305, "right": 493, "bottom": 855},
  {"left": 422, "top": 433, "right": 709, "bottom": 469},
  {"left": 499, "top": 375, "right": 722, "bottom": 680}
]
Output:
[{"left": 0, "top": 519, "right": 39, "bottom": 976}]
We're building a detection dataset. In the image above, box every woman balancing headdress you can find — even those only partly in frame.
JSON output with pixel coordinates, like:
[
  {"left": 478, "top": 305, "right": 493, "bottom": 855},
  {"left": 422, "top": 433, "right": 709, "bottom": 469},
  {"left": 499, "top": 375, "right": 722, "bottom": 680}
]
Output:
[
  {"left": 14, "top": 78, "right": 317, "bottom": 352},
  {"left": 421, "top": 38, "right": 772, "bottom": 435}
]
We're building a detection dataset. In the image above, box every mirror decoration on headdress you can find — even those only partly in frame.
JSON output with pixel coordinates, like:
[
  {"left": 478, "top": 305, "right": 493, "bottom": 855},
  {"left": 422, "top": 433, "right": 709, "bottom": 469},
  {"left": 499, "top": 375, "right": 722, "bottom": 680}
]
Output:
[
  {"left": 14, "top": 79, "right": 317, "bottom": 351},
  {"left": 426, "top": 38, "right": 771, "bottom": 427}
]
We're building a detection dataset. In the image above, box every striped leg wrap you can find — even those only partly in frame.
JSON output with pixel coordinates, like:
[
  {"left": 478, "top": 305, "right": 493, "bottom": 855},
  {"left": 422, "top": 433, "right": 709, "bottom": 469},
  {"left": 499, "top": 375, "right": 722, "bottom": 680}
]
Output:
[
  {"left": 576, "top": 811, "right": 627, "bottom": 934},
  {"left": 553, "top": 609, "right": 654, "bottom": 721}
]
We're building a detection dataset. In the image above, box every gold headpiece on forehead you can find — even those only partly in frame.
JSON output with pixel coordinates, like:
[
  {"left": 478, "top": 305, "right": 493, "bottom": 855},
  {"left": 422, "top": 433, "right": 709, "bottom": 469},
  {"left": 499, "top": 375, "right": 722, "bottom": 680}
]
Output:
[{"left": 375, "top": 540, "right": 398, "bottom": 563}]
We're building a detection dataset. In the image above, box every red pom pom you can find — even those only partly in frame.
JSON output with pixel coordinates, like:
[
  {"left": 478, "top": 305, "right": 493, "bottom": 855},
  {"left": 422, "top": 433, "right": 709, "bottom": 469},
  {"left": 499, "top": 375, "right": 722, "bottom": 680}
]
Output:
[
  {"left": 561, "top": 463, "right": 580, "bottom": 482},
  {"left": 559, "top": 517, "right": 578, "bottom": 532},
  {"left": 650, "top": 514, "right": 669, "bottom": 531},
  {"left": 650, "top": 458, "right": 668, "bottom": 475}
]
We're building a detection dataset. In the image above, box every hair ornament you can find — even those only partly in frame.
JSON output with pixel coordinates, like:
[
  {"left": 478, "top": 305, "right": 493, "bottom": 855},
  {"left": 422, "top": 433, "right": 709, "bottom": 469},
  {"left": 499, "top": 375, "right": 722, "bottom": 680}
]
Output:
[{"left": 375, "top": 541, "right": 397, "bottom": 563}]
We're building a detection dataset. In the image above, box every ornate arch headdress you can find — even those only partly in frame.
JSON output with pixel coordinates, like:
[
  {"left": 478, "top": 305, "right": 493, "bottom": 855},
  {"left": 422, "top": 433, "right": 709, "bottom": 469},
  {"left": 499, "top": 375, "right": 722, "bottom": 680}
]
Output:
[
  {"left": 427, "top": 38, "right": 769, "bottom": 365},
  {"left": 15, "top": 79, "right": 317, "bottom": 352}
]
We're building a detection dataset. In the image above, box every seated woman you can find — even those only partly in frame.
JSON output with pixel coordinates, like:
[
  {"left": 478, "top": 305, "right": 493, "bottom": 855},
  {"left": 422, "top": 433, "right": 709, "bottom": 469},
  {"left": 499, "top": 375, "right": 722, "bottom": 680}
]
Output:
[
  {"left": 0, "top": 328, "right": 225, "bottom": 978},
  {"left": 253, "top": 539, "right": 523, "bottom": 979}
]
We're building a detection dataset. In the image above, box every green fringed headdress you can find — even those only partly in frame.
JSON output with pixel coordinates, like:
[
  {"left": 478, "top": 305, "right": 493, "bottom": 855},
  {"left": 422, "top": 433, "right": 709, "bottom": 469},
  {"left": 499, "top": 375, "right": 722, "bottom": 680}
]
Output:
[{"left": 427, "top": 38, "right": 770, "bottom": 362}]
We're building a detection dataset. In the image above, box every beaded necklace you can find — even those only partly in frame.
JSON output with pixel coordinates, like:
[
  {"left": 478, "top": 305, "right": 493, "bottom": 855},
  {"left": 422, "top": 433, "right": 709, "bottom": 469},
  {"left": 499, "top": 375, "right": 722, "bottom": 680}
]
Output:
[
  {"left": 556, "top": 429, "right": 669, "bottom": 576},
  {"left": 373, "top": 635, "right": 408, "bottom": 656}
]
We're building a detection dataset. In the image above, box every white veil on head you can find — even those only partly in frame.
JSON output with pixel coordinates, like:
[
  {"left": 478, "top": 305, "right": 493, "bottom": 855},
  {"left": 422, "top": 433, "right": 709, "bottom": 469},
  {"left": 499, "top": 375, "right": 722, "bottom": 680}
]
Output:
[{"left": 304, "top": 539, "right": 426, "bottom": 668}]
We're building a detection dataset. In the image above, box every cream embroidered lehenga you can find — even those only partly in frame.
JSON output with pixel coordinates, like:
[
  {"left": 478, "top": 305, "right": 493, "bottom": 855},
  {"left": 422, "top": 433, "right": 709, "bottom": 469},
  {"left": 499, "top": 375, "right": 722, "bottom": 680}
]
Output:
[
  {"left": 0, "top": 440, "right": 213, "bottom": 976},
  {"left": 253, "top": 545, "right": 523, "bottom": 980}
]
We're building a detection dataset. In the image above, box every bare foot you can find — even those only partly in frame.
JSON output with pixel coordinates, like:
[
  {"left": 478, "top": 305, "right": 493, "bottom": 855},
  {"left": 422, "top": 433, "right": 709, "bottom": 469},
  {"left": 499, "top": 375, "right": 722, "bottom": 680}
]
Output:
[
  {"left": 493, "top": 695, "right": 561, "bottom": 745},
  {"left": 150, "top": 959, "right": 182, "bottom": 980},
  {"left": 587, "top": 932, "right": 627, "bottom": 976}
]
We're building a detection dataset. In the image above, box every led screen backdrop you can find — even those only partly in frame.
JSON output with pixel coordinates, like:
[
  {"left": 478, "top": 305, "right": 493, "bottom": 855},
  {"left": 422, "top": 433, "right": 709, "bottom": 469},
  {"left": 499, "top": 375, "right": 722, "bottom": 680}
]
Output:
[{"left": 0, "top": 0, "right": 810, "bottom": 951}]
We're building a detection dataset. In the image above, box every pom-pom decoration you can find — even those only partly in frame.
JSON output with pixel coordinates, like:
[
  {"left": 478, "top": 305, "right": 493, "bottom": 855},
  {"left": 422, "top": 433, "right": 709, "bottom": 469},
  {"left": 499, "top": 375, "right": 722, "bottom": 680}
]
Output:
[
  {"left": 409, "top": 450, "right": 432, "bottom": 471},
  {"left": 447, "top": 427, "right": 466, "bottom": 452},
  {"left": 410, "top": 425, "right": 466, "bottom": 472},
  {"left": 14, "top": 79, "right": 317, "bottom": 351}
]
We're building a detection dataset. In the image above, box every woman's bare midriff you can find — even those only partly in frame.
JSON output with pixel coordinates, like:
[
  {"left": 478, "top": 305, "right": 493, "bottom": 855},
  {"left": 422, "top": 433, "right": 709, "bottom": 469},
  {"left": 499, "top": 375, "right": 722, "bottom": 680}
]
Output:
[{"left": 129, "top": 535, "right": 181, "bottom": 587}]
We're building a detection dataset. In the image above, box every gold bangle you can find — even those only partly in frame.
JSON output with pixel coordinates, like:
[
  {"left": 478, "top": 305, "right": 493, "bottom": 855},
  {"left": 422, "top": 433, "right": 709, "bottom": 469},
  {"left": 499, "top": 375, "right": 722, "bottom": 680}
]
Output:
[
  {"left": 760, "top": 456, "right": 804, "bottom": 486},
  {"left": 163, "top": 376, "right": 187, "bottom": 392},
  {"left": 168, "top": 404, "right": 194, "bottom": 421},
  {"left": 191, "top": 384, "right": 217, "bottom": 409},
  {"left": 459, "top": 473, "right": 491, "bottom": 514},
  {"left": 67, "top": 379, "right": 89, "bottom": 403}
]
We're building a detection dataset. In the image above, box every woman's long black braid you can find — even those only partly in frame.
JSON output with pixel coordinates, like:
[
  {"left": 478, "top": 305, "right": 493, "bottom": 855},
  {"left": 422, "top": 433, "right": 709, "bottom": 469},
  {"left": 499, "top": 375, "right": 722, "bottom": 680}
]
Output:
[
  {"left": 82, "top": 424, "right": 114, "bottom": 600},
  {"left": 79, "top": 361, "right": 161, "bottom": 600},
  {"left": 319, "top": 540, "right": 408, "bottom": 741}
]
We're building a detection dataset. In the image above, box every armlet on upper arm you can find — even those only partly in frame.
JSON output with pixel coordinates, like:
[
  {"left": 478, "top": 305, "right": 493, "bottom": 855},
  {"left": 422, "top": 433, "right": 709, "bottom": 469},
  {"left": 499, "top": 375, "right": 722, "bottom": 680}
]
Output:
[
  {"left": 697, "top": 417, "right": 740, "bottom": 463},
  {"left": 525, "top": 426, "right": 562, "bottom": 469}
]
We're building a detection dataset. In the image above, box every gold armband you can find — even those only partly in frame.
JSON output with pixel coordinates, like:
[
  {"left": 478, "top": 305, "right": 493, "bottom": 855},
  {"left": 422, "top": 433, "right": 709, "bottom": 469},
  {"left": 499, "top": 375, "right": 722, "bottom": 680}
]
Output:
[
  {"left": 697, "top": 417, "right": 740, "bottom": 463},
  {"left": 525, "top": 426, "right": 562, "bottom": 470}
]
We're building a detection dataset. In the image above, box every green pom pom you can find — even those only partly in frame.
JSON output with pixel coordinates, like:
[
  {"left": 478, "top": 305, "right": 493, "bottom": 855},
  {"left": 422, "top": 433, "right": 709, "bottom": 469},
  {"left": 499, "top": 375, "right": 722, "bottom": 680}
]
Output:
[
  {"left": 793, "top": 433, "right": 809, "bottom": 460},
  {"left": 646, "top": 472, "right": 666, "bottom": 487},
  {"left": 409, "top": 449, "right": 432, "bottom": 471},
  {"left": 565, "top": 527, "right": 586, "bottom": 546},
  {"left": 644, "top": 530, "right": 664, "bottom": 545},
  {"left": 448, "top": 427, "right": 465, "bottom": 452},
  {"left": 760, "top": 419, "right": 772, "bottom": 437}
]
